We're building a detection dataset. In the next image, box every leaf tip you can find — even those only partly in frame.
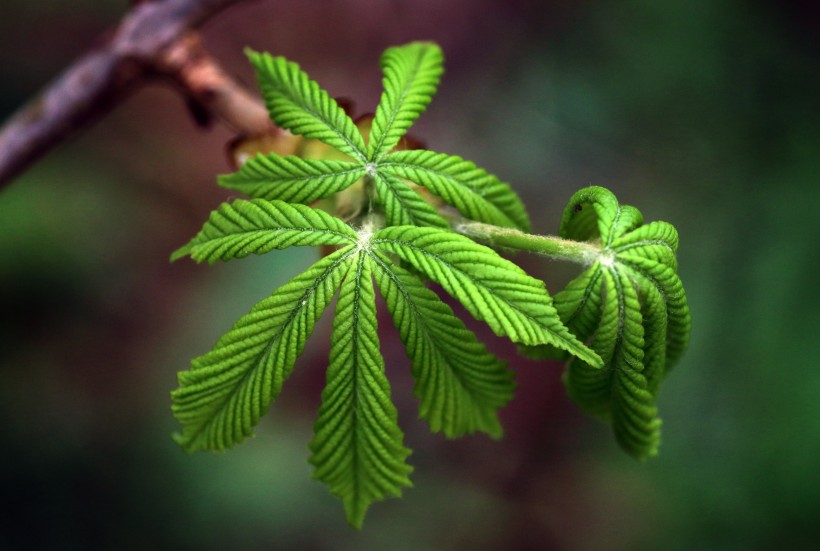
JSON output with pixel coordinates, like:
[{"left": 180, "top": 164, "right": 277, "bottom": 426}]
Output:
[
  {"left": 172, "top": 431, "right": 196, "bottom": 453},
  {"left": 345, "top": 505, "right": 367, "bottom": 530},
  {"left": 584, "top": 348, "right": 605, "bottom": 369},
  {"left": 486, "top": 423, "right": 504, "bottom": 441},
  {"left": 243, "top": 46, "right": 261, "bottom": 63},
  {"left": 170, "top": 244, "right": 192, "bottom": 262}
]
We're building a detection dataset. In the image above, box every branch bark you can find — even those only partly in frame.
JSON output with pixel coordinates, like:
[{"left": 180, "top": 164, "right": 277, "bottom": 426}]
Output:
[{"left": 0, "top": 0, "right": 272, "bottom": 188}]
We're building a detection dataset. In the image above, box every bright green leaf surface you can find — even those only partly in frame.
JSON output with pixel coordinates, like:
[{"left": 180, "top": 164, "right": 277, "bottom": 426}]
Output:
[
  {"left": 371, "top": 251, "right": 514, "bottom": 438},
  {"left": 171, "top": 199, "right": 357, "bottom": 263},
  {"left": 565, "top": 267, "right": 660, "bottom": 459},
  {"left": 381, "top": 150, "right": 530, "bottom": 231},
  {"left": 373, "top": 171, "right": 448, "bottom": 228},
  {"left": 172, "top": 39, "right": 690, "bottom": 524},
  {"left": 368, "top": 42, "right": 443, "bottom": 160},
  {"left": 172, "top": 247, "right": 355, "bottom": 452},
  {"left": 309, "top": 252, "right": 412, "bottom": 528},
  {"left": 247, "top": 49, "right": 367, "bottom": 162},
  {"left": 218, "top": 155, "right": 366, "bottom": 204},
  {"left": 372, "top": 226, "right": 601, "bottom": 365},
  {"left": 552, "top": 186, "right": 690, "bottom": 459}
]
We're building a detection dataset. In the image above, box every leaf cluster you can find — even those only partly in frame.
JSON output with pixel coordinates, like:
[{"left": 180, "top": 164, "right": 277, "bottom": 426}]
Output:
[{"left": 171, "top": 42, "right": 605, "bottom": 527}]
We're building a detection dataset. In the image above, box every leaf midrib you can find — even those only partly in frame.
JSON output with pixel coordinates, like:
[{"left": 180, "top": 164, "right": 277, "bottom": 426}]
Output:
[
  {"left": 347, "top": 251, "right": 367, "bottom": 519},
  {"left": 224, "top": 163, "right": 365, "bottom": 186},
  {"left": 614, "top": 239, "right": 676, "bottom": 257},
  {"left": 370, "top": 48, "right": 430, "bottom": 160},
  {"left": 374, "top": 172, "right": 441, "bottom": 227},
  {"left": 562, "top": 265, "right": 603, "bottom": 328},
  {"left": 199, "top": 225, "right": 355, "bottom": 241},
  {"left": 270, "top": 73, "right": 366, "bottom": 162}
]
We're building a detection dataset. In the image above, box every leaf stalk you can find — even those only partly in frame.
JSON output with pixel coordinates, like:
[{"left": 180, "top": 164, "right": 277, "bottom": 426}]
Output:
[{"left": 451, "top": 220, "right": 601, "bottom": 265}]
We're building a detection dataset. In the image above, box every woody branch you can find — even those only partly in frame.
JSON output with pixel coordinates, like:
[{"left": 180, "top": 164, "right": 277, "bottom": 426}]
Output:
[{"left": 0, "top": 0, "right": 273, "bottom": 188}]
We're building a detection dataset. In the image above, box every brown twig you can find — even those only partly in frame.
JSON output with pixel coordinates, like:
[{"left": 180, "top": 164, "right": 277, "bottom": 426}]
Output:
[
  {"left": 154, "top": 33, "right": 272, "bottom": 134},
  {"left": 0, "top": 0, "right": 272, "bottom": 188}
]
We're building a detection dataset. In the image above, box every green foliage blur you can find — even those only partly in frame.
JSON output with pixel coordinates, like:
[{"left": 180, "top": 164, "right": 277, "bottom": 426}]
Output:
[{"left": 1, "top": 0, "right": 818, "bottom": 549}]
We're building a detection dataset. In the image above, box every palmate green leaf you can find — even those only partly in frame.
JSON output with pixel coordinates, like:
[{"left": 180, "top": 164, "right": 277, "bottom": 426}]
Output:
[
  {"left": 371, "top": 251, "right": 514, "bottom": 438},
  {"left": 562, "top": 187, "right": 691, "bottom": 374},
  {"left": 380, "top": 150, "right": 530, "bottom": 231},
  {"left": 309, "top": 252, "right": 412, "bottom": 529},
  {"left": 174, "top": 39, "right": 690, "bottom": 526},
  {"left": 172, "top": 247, "right": 356, "bottom": 452},
  {"left": 372, "top": 226, "right": 601, "bottom": 366},
  {"left": 218, "top": 155, "right": 366, "bottom": 204},
  {"left": 171, "top": 199, "right": 357, "bottom": 263},
  {"left": 368, "top": 42, "right": 443, "bottom": 161},
  {"left": 246, "top": 49, "right": 367, "bottom": 162},
  {"left": 548, "top": 186, "right": 691, "bottom": 459},
  {"left": 373, "top": 171, "right": 448, "bottom": 228}
]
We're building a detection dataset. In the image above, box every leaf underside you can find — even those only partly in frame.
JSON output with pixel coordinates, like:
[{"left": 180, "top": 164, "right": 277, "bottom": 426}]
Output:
[{"left": 548, "top": 186, "right": 691, "bottom": 460}]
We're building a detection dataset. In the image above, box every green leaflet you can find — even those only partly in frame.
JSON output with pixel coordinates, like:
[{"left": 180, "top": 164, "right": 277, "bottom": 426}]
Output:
[
  {"left": 309, "top": 252, "right": 412, "bottom": 529},
  {"left": 170, "top": 199, "right": 357, "bottom": 263},
  {"left": 550, "top": 186, "right": 691, "bottom": 459},
  {"left": 613, "top": 221, "right": 679, "bottom": 269},
  {"left": 172, "top": 247, "right": 355, "bottom": 451},
  {"left": 372, "top": 226, "right": 601, "bottom": 366},
  {"left": 635, "top": 272, "right": 667, "bottom": 397},
  {"left": 371, "top": 251, "right": 514, "bottom": 438},
  {"left": 372, "top": 171, "right": 448, "bottom": 228},
  {"left": 246, "top": 49, "right": 367, "bottom": 162},
  {"left": 618, "top": 253, "right": 691, "bottom": 369},
  {"left": 380, "top": 150, "right": 530, "bottom": 231},
  {"left": 218, "top": 155, "right": 366, "bottom": 204},
  {"left": 368, "top": 42, "right": 443, "bottom": 161}
]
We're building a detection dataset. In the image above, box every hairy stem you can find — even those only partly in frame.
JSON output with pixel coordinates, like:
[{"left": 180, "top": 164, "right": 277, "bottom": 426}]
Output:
[{"left": 452, "top": 219, "right": 601, "bottom": 265}]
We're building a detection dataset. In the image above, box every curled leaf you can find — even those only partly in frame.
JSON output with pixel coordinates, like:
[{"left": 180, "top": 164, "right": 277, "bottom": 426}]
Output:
[{"left": 538, "top": 186, "right": 691, "bottom": 459}]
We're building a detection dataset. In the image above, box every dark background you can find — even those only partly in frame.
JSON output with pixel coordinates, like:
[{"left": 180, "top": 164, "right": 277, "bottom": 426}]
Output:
[{"left": 2, "top": 1, "right": 819, "bottom": 549}]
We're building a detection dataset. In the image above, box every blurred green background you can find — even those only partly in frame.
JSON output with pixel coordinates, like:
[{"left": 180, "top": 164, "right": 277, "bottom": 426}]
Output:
[{"left": 2, "top": 1, "right": 819, "bottom": 549}]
